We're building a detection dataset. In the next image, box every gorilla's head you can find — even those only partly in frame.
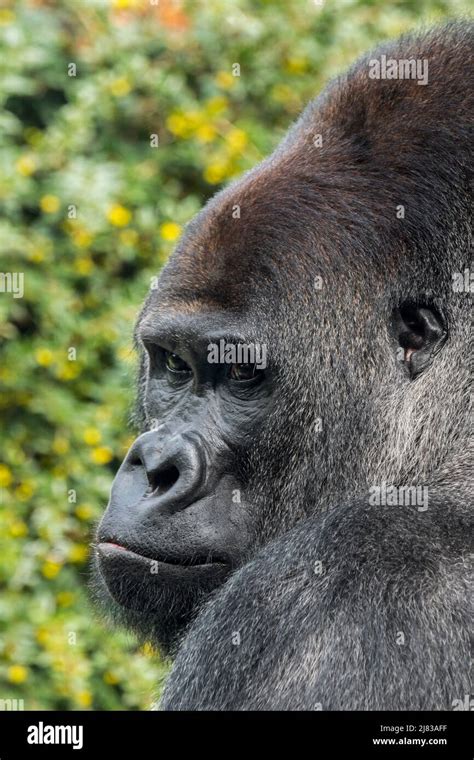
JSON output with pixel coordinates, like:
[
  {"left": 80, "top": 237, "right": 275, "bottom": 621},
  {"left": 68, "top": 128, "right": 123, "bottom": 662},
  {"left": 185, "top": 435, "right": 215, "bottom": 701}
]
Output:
[{"left": 93, "top": 25, "right": 472, "bottom": 653}]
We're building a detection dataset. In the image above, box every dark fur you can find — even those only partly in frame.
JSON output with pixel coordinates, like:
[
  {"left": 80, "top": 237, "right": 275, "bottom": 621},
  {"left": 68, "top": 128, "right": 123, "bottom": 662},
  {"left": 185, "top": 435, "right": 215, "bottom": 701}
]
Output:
[
  {"left": 160, "top": 23, "right": 473, "bottom": 710},
  {"left": 162, "top": 492, "right": 472, "bottom": 709},
  {"left": 95, "top": 23, "right": 473, "bottom": 710}
]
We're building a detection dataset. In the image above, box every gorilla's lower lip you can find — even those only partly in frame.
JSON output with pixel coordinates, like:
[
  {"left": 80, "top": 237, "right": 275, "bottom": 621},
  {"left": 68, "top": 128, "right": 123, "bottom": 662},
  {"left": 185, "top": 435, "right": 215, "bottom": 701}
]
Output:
[
  {"left": 96, "top": 541, "right": 231, "bottom": 615},
  {"left": 97, "top": 541, "right": 227, "bottom": 569}
]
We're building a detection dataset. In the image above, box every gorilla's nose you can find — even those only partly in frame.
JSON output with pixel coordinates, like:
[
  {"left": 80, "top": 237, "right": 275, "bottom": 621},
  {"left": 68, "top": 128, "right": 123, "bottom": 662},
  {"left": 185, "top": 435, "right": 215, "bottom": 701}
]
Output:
[{"left": 127, "top": 430, "right": 206, "bottom": 512}]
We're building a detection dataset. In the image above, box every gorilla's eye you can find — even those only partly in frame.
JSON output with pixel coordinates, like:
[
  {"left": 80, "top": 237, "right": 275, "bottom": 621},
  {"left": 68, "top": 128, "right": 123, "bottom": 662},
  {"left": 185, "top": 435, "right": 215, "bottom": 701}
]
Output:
[
  {"left": 165, "top": 351, "right": 191, "bottom": 375},
  {"left": 229, "top": 363, "right": 258, "bottom": 381}
]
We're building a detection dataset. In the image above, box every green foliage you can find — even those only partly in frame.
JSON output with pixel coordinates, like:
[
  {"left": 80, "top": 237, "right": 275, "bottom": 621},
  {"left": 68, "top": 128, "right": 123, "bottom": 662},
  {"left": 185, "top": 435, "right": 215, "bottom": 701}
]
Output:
[{"left": 0, "top": 0, "right": 468, "bottom": 709}]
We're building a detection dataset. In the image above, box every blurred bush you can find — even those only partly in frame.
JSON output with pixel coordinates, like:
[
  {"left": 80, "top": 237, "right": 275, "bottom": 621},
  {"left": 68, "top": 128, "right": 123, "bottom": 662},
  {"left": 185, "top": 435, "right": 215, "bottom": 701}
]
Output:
[{"left": 0, "top": 0, "right": 467, "bottom": 709}]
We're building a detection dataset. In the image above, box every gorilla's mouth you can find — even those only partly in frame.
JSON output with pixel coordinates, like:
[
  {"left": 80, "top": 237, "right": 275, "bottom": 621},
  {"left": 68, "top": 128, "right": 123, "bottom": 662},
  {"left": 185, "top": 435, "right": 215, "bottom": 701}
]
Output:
[
  {"left": 97, "top": 541, "right": 229, "bottom": 569},
  {"left": 95, "top": 541, "right": 231, "bottom": 615}
]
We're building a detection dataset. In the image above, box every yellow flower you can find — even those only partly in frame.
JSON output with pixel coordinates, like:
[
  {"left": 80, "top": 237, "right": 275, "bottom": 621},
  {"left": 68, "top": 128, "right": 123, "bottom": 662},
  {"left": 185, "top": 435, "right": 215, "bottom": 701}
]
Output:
[
  {"left": 42, "top": 561, "right": 62, "bottom": 579},
  {"left": 203, "top": 161, "right": 229, "bottom": 184},
  {"left": 57, "top": 591, "right": 75, "bottom": 607},
  {"left": 183, "top": 110, "right": 205, "bottom": 130},
  {"left": 52, "top": 436, "right": 69, "bottom": 455},
  {"left": 9, "top": 519, "right": 27, "bottom": 537},
  {"left": 72, "top": 229, "right": 93, "bottom": 248},
  {"left": 166, "top": 113, "right": 189, "bottom": 138},
  {"left": 15, "top": 482, "right": 34, "bottom": 501},
  {"left": 0, "top": 464, "right": 13, "bottom": 487},
  {"left": 107, "top": 204, "right": 132, "bottom": 227},
  {"left": 196, "top": 124, "right": 217, "bottom": 143},
  {"left": 0, "top": 9, "right": 15, "bottom": 24},
  {"left": 226, "top": 128, "right": 248, "bottom": 152},
  {"left": 56, "top": 363, "right": 81, "bottom": 381},
  {"left": 91, "top": 446, "right": 113, "bottom": 465},
  {"left": 36, "top": 627, "right": 50, "bottom": 646},
  {"left": 76, "top": 691, "right": 92, "bottom": 708},
  {"left": 15, "top": 154, "right": 36, "bottom": 176},
  {"left": 109, "top": 77, "right": 131, "bottom": 97},
  {"left": 285, "top": 56, "right": 309, "bottom": 74},
  {"left": 205, "top": 96, "right": 228, "bottom": 116},
  {"left": 7, "top": 665, "right": 28, "bottom": 684},
  {"left": 68, "top": 544, "right": 88, "bottom": 564},
  {"left": 167, "top": 110, "right": 208, "bottom": 138},
  {"left": 159, "top": 222, "right": 181, "bottom": 242},
  {"left": 74, "top": 257, "right": 93, "bottom": 275},
  {"left": 40, "top": 195, "right": 60, "bottom": 213},
  {"left": 75, "top": 504, "right": 94, "bottom": 521},
  {"left": 216, "top": 71, "right": 235, "bottom": 89},
  {"left": 83, "top": 427, "right": 101, "bottom": 446},
  {"left": 52, "top": 658, "right": 66, "bottom": 674},
  {"left": 35, "top": 348, "right": 54, "bottom": 367},
  {"left": 113, "top": 0, "right": 142, "bottom": 10},
  {"left": 104, "top": 671, "right": 120, "bottom": 685},
  {"left": 28, "top": 248, "right": 46, "bottom": 263}
]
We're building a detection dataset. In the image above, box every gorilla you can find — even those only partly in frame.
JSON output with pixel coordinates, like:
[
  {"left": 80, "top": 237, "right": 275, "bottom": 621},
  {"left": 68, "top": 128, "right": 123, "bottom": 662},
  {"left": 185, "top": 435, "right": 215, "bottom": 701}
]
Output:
[{"left": 93, "top": 22, "right": 473, "bottom": 710}]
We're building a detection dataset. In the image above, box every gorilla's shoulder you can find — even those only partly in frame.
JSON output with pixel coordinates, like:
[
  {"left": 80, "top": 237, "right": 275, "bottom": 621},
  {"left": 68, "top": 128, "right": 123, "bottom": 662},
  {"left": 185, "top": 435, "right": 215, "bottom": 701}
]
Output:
[
  {"left": 161, "top": 494, "right": 471, "bottom": 710},
  {"left": 212, "top": 491, "right": 470, "bottom": 606}
]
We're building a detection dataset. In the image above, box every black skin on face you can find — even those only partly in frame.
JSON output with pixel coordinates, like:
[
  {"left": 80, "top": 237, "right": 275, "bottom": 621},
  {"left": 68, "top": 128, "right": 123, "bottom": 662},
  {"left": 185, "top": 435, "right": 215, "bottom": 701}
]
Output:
[
  {"left": 94, "top": 310, "right": 274, "bottom": 651},
  {"left": 93, "top": 22, "right": 472, "bottom": 707}
]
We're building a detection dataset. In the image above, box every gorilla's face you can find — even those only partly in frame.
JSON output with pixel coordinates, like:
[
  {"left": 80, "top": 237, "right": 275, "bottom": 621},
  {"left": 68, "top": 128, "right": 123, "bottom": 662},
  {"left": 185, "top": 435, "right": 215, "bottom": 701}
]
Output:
[{"left": 94, "top": 251, "right": 280, "bottom": 648}]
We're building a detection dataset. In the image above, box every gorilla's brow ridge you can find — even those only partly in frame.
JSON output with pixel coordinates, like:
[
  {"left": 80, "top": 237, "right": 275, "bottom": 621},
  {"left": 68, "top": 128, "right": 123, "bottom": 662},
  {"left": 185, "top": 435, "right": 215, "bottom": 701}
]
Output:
[{"left": 137, "top": 310, "right": 248, "bottom": 348}]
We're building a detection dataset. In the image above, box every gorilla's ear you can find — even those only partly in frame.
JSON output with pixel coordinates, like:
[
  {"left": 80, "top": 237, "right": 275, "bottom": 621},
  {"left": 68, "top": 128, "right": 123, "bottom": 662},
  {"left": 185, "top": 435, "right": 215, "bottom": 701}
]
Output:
[{"left": 394, "top": 303, "right": 447, "bottom": 378}]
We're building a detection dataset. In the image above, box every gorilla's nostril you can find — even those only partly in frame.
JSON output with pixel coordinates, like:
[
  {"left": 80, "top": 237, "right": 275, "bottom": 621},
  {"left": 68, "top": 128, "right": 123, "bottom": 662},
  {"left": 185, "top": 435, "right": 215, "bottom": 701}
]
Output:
[{"left": 147, "top": 465, "right": 180, "bottom": 497}]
